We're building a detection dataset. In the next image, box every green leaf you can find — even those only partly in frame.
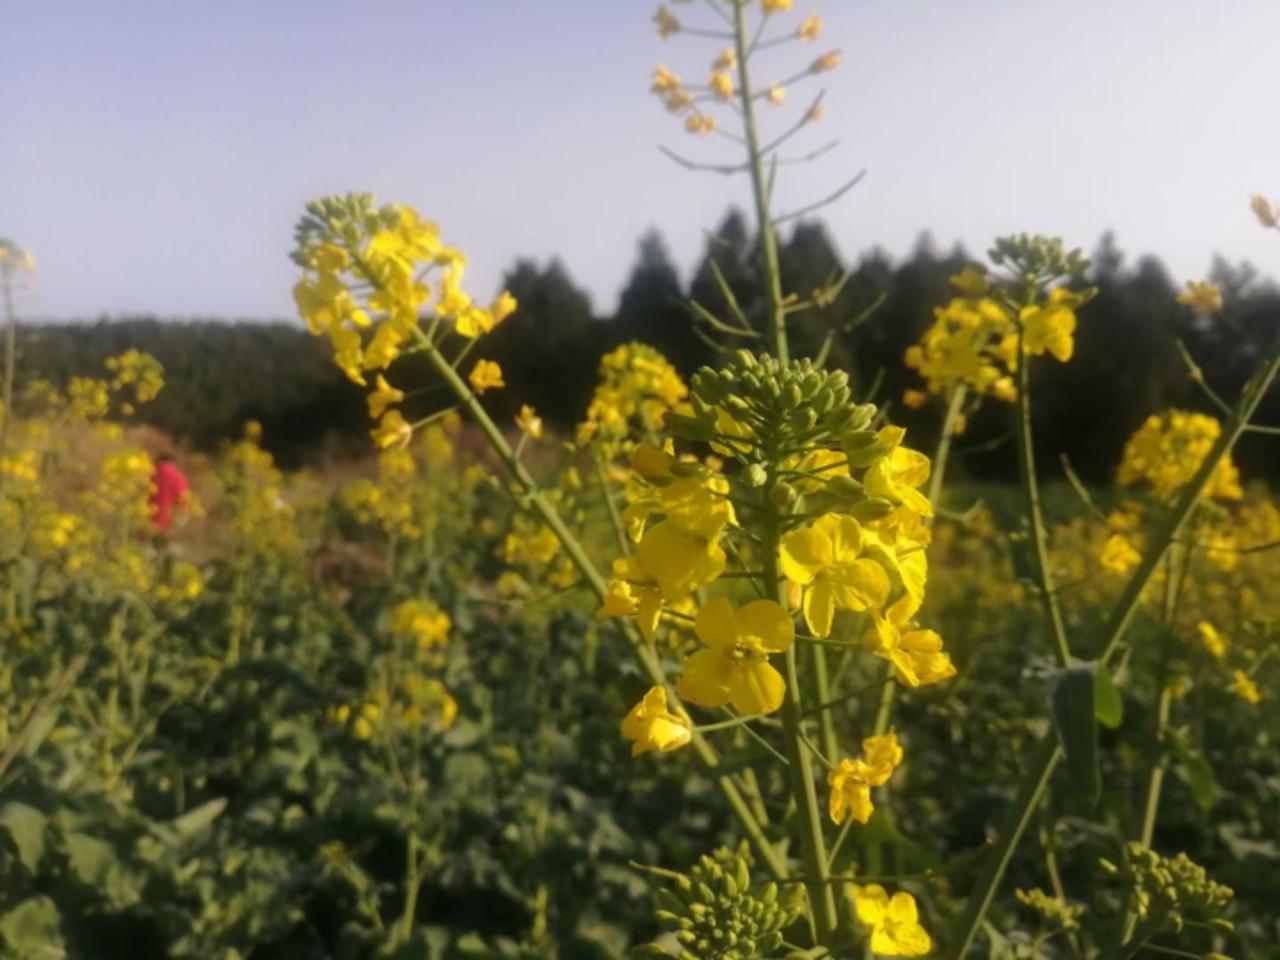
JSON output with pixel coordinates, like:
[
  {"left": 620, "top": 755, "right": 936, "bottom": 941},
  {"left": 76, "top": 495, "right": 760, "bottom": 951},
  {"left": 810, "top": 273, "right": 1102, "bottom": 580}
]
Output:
[
  {"left": 170, "top": 797, "right": 227, "bottom": 840},
  {"left": 0, "top": 802, "right": 47, "bottom": 871},
  {"left": 1172, "top": 740, "right": 1218, "bottom": 812},
  {"left": 1093, "top": 667, "right": 1124, "bottom": 729},
  {"left": 0, "top": 896, "right": 64, "bottom": 958},
  {"left": 1051, "top": 666, "right": 1100, "bottom": 806}
]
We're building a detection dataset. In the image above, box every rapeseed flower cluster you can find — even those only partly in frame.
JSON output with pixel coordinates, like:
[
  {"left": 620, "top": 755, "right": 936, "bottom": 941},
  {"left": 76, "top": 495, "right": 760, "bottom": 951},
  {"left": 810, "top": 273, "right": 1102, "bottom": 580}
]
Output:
[
  {"left": 1117, "top": 410, "right": 1243, "bottom": 503},
  {"left": 649, "top": 0, "right": 834, "bottom": 138},
  {"left": 292, "top": 195, "right": 517, "bottom": 450},
  {"left": 904, "top": 263, "right": 1091, "bottom": 405}
]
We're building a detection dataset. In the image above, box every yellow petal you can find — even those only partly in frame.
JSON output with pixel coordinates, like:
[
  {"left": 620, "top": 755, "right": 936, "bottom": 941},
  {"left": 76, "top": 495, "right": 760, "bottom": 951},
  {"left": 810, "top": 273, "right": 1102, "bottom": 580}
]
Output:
[
  {"left": 678, "top": 649, "right": 733, "bottom": 708},
  {"left": 695, "top": 597, "right": 738, "bottom": 652},
  {"left": 831, "top": 559, "right": 891, "bottom": 611},
  {"left": 779, "top": 525, "right": 829, "bottom": 585},
  {"left": 736, "top": 599, "right": 794, "bottom": 653},
  {"left": 803, "top": 580, "right": 836, "bottom": 638},
  {"left": 728, "top": 660, "right": 786, "bottom": 715},
  {"left": 819, "top": 513, "right": 863, "bottom": 563}
]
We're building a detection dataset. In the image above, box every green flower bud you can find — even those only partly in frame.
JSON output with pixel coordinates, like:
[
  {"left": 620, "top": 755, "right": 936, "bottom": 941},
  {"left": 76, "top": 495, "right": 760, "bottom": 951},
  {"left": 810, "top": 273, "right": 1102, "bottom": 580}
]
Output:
[{"left": 770, "top": 482, "right": 798, "bottom": 508}]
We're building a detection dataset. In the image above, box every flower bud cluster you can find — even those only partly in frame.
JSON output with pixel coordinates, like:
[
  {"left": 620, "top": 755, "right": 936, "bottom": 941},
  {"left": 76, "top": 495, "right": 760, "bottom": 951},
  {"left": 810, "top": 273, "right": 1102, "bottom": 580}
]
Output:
[
  {"left": 1101, "top": 843, "right": 1233, "bottom": 933},
  {"left": 643, "top": 845, "right": 802, "bottom": 960}
]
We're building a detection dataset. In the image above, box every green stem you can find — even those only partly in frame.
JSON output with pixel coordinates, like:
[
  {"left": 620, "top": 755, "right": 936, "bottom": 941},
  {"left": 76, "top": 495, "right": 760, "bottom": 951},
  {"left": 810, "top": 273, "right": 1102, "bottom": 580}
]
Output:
[
  {"left": 946, "top": 332, "right": 1280, "bottom": 957},
  {"left": 1014, "top": 346, "right": 1072, "bottom": 669},
  {"left": 764, "top": 495, "right": 837, "bottom": 942},
  {"left": 732, "top": 0, "right": 789, "bottom": 361},
  {"left": 0, "top": 260, "right": 16, "bottom": 465},
  {"left": 411, "top": 327, "right": 786, "bottom": 880}
]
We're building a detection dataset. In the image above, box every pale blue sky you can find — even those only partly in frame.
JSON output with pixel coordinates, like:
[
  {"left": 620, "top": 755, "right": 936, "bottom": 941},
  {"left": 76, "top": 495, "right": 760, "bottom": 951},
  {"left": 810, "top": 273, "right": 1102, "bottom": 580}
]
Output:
[{"left": 4, "top": 0, "right": 1279, "bottom": 319}]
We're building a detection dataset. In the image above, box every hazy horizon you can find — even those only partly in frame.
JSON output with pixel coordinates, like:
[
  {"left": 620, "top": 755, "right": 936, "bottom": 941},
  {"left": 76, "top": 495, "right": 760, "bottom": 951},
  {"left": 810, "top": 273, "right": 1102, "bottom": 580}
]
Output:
[{"left": 6, "top": 0, "right": 1280, "bottom": 320}]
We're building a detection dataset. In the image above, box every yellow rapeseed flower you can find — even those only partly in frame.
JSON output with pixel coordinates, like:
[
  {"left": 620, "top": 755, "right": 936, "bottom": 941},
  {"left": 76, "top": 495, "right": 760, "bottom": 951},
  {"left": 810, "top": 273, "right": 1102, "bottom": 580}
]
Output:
[
  {"left": 1177, "top": 281, "right": 1223, "bottom": 315},
  {"left": 621, "top": 686, "right": 693, "bottom": 756},
  {"left": 1197, "top": 621, "right": 1229, "bottom": 660},
  {"left": 678, "top": 597, "right": 795, "bottom": 715},
  {"left": 367, "top": 375, "right": 405, "bottom": 420},
  {"left": 851, "top": 885, "right": 932, "bottom": 957},
  {"left": 1020, "top": 289, "right": 1077, "bottom": 362},
  {"left": 797, "top": 13, "right": 823, "bottom": 40},
  {"left": 811, "top": 51, "right": 841, "bottom": 73},
  {"left": 654, "top": 5, "right": 680, "bottom": 38},
  {"left": 469, "top": 359, "right": 505, "bottom": 394},
  {"left": 710, "top": 71, "right": 734, "bottom": 101},
  {"left": 1250, "top": 194, "right": 1278, "bottom": 228},
  {"left": 768, "top": 84, "right": 787, "bottom": 106},
  {"left": 761, "top": 0, "right": 793, "bottom": 13},
  {"left": 861, "top": 594, "right": 955, "bottom": 687},
  {"left": 1230, "top": 669, "right": 1261, "bottom": 705},
  {"left": 515, "top": 404, "right": 543, "bottom": 439},
  {"left": 779, "top": 514, "right": 891, "bottom": 637},
  {"left": 373, "top": 410, "right": 413, "bottom": 449},
  {"left": 491, "top": 290, "right": 518, "bottom": 325},
  {"left": 828, "top": 731, "right": 902, "bottom": 824},
  {"left": 1099, "top": 534, "right": 1141, "bottom": 575},
  {"left": 862, "top": 426, "right": 933, "bottom": 518}
]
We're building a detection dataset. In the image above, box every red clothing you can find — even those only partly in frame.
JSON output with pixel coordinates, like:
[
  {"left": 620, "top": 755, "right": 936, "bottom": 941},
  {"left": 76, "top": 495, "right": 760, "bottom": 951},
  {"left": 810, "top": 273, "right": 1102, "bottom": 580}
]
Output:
[{"left": 150, "top": 460, "right": 190, "bottom": 531}]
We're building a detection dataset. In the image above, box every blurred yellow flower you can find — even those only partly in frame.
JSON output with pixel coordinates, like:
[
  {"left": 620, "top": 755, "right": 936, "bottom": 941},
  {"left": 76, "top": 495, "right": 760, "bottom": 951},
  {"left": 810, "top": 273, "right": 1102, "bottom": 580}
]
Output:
[
  {"left": 469, "top": 359, "right": 505, "bottom": 394},
  {"left": 1250, "top": 193, "right": 1277, "bottom": 228},
  {"left": 1099, "top": 534, "right": 1141, "bottom": 574},
  {"left": 1197, "top": 621, "right": 1229, "bottom": 660},
  {"left": 515, "top": 404, "right": 543, "bottom": 438},
  {"left": 797, "top": 13, "right": 823, "bottom": 40},
  {"left": 653, "top": 5, "right": 680, "bottom": 38},
  {"left": 710, "top": 71, "right": 734, "bottom": 101},
  {"left": 1230, "top": 669, "right": 1261, "bottom": 705},
  {"left": 767, "top": 84, "right": 787, "bottom": 106},
  {"left": 367, "top": 375, "right": 405, "bottom": 420},
  {"left": 1177, "top": 281, "right": 1223, "bottom": 315},
  {"left": 373, "top": 410, "right": 413, "bottom": 449},
  {"left": 761, "top": 0, "right": 793, "bottom": 13},
  {"left": 811, "top": 51, "right": 842, "bottom": 73}
]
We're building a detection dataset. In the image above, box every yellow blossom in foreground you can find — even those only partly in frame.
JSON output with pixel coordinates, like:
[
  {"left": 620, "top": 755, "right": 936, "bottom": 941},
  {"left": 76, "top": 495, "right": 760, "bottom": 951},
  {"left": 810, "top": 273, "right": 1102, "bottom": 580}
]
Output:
[
  {"left": 1099, "top": 534, "right": 1141, "bottom": 575},
  {"left": 1230, "top": 669, "right": 1260, "bottom": 705},
  {"left": 678, "top": 598, "right": 794, "bottom": 715},
  {"left": 828, "top": 732, "right": 903, "bottom": 824},
  {"left": 515, "top": 404, "right": 543, "bottom": 439},
  {"left": 862, "top": 594, "right": 955, "bottom": 687},
  {"left": 1177, "top": 281, "right": 1223, "bottom": 315},
  {"left": 468, "top": 359, "right": 505, "bottom": 394},
  {"left": 367, "top": 375, "right": 405, "bottom": 420},
  {"left": 1197, "top": 621, "right": 1229, "bottom": 660},
  {"left": 621, "top": 686, "right": 693, "bottom": 756},
  {"left": 852, "top": 885, "right": 932, "bottom": 957},
  {"left": 863, "top": 426, "right": 933, "bottom": 517},
  {"left": 780, "top": 513, "right": 891, "bottom": 637},
  {"left": 373, "top": 410, "right": 413, "bottom": 449},
  {"left": 797, "top": 14, "right": 823, "bottom": 40},
  {"left": 491, "top": 290, "right": 518, "bottom": 325}
]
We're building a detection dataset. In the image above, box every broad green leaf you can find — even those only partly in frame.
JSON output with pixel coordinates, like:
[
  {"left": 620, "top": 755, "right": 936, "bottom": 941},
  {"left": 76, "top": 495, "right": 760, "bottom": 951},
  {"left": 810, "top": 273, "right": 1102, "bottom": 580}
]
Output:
[
  {"left": 171, "top": 797, "right": 227, "bottom": 840},
  {"left": 0, "top": 802, "right": 47, "bottom": 871},
  {"left": 1172, "top": 740, "right": 1218, "bottom": 812},
  {"left": 1051, "top": 666, "right": 1100, "bottom": 806},
  {"left": 0, "top": 896, "right": 64, "bottom": 958},
  {"left": 1093, "top": 667, "right": 1124, "bottom": 729}
]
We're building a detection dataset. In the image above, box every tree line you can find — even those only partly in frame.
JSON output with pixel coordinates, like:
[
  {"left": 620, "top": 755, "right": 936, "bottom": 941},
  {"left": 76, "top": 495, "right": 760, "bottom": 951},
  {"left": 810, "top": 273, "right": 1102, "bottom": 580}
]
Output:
[{"left": 13, "top": 210, "right": 1280, "bottom": 482}]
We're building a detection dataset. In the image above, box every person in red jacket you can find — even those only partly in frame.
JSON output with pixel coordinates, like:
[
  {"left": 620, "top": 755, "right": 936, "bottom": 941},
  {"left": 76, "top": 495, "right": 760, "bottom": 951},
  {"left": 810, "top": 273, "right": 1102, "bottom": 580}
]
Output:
[{"left": 150, "top": 455, "right": 191, "bottom": 532}]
